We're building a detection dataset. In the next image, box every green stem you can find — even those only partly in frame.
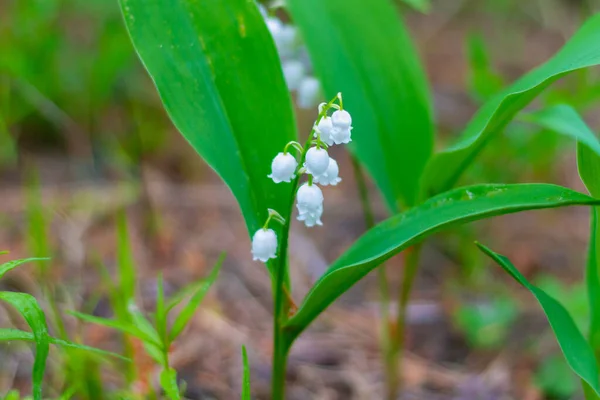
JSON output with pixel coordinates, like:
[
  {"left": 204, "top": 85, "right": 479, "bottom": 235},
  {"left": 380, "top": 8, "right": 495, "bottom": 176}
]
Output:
[
  {"left": 388, "top": 245, "right": 421, "bottom": 400},
  {"left": 271, "top": 94, "right": 342, "bottom": 399},
  {"left": 349, "top": 154, "right": 398, "bottom": 395}
]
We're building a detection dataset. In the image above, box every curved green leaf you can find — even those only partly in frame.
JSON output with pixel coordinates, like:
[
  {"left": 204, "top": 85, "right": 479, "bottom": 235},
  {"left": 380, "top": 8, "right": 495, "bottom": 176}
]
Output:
[
  {"left": 421, "top": 14, "right": 600, "bottom": 197},
  {"left": 521, "top": 104, "right": 600, "bottom": 157},
  {"left": 0, "top": 292, "right": 49, "bottom": 400},
  {"left": 287, "top": 0, "right": 433, "bottom": 210},
  {"left": 284, "top": 184, "right": 600, "bottom": 339},
  {"left": 0, "top": 328, "right": 128, "bottom": 361},
  {"left": 476, "top": 243, "right": 600, "bottom": 396},
  {"left": 0, "top": 257, "right": 49, "bottom": 281},
  {"left": 120, "top": 0, "right": 297, "bottom": 269}
]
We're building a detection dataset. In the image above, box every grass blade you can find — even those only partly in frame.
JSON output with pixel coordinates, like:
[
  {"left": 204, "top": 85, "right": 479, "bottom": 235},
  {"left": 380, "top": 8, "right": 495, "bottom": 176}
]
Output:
[
  {"left": 476, "top": 243, "right": 600, "bottom": 396},
  {"left": 0, "top": 258, "right": 49, "bottom": 281},
  {"left": 160, "top": 367, "right": 181, "bottom": 400},
  {"left": 169, "top": 253, "right": 225, "bottom": 342},
  {"left": 0, "top": 328, "right": 128, "bottom": 361},
  {"left": 0, "top": 292, "right": 50, "bottom": 400},
  {"left": 242, "top": 345, "right": 251, "bottom": 400}
]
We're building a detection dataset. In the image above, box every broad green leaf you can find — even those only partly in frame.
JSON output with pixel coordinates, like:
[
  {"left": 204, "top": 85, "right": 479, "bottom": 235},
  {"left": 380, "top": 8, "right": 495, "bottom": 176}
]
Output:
[
  {"left": 521, "top": 104, "right": 600, "bottom": 158},
  {"left": 0, "top": 328, "right": 128, "bottom": 361},
  {"left": 169, "top": 253, "right": 225, "bottom": 341},
  {"left": 287, "top": 0, "right": 433, "bottom": 210},
  {"left": 0, "top": 292, "right": 49, "bottom": 400},
  {"left": 0, "top": 258, "right": 48, "bottom": 280},
  {"left": 241, "top": 345, "right": 251, "bottom": 400},
  {"left": 476, "top": 243, "right": 600, "bottom": 396},
  {"left": 160, "top": 368, "right": 181, "bottom": 400},
  {"left": 421, "top": 14, "right": 600, "bottom": 197},
  {"left": 284, "top": 184, "right": 600, "bottom": 340},
  {"left": 120, "top": 0, "right": 297, "bottom": 263},
  {"left": 69, "top": 311, "right": 162, "bottom": 349}
]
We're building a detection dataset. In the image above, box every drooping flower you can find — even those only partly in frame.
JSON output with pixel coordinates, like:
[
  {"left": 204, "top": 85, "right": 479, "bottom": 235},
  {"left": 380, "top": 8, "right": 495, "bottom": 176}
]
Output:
[
  {"left": 251, "top": 228, "right": 278, "bottom": 262},
  {"left": 296, "top": 183, "right": 324, "bottom": 227},
  {"left": 304, "top": 147, "right": 330, "bottom": 177},
  {"left": 314, "top": 158, "right": 342, "bottom": 186},
  {"left": 314, "top": 116, "right": 335, "bottom": 146},
  {"left": 297, "top": 76, "right": 322, "bottom": 109},
  {"left": 297, "top": 205, "right": 323, "bottom": 227},
  {"left": 331, "top": 109, "right": 353, "bottom": 144},
  {"left": 268, "top": 152, "right": 298, "bottom": 183},
  {"left": 282, "top": 60, "right": 305, "bottom": 91}
]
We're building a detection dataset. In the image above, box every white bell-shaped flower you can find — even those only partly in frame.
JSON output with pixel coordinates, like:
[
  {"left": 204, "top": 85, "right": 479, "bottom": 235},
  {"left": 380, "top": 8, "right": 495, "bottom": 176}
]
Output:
[
  {"left": 304, "top": 147, "right": 330, "bottom": 176},
  {"left": 297, "top": 76, "right": 322, "bottom": 109},
  {"left": 314, "top": 158, "right": 342, "bottom": 186},
  {"left": 330, "top": 109, "right": 353, "bottom": 144},
  {"left": 296, "top": 182, "right": 324, "bottom": 221},
  {"left": 297, "top": 205, "right": 323, "bottom": 227},
  {"left": 268, "top": 152, "right": 298, "bottom": 183},
  {"left": 296, "top": 183, "right": 324, "bottom": 227},
  {"left": 314, "top": 116, "right": 335, "bottom": 146},
  {"left": 251, "top": 228, "right": 278, "bottom": 262}
]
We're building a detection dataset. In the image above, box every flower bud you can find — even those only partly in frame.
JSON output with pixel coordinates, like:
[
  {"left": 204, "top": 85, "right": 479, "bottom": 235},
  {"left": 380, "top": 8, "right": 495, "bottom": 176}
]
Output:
[
  {"left": 314, "top": 158, "right": 342, "bottom": 186},
  {"left": 268, "top": 152, "right": 298, "bottom": 183},
  {"left": 314, "top": 116, "right": 335, "bottom": 146},
  {"left": 304, "top": 147, "right": 330, "bottom": 176},
  {"left": 251, "top": 228, "right": 278, "bottom": 262}
]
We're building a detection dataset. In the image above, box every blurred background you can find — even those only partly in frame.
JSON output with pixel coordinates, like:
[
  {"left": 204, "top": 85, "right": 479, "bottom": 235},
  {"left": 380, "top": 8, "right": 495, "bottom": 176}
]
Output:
[{"left": 1, "top": 0, "right": 600, "bottom": 398}]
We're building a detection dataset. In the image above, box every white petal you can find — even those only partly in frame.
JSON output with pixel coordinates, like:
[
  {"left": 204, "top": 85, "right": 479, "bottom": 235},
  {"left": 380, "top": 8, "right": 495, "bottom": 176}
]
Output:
[{"left": 304, "top": 147, "right": 330, "bottom": 176}]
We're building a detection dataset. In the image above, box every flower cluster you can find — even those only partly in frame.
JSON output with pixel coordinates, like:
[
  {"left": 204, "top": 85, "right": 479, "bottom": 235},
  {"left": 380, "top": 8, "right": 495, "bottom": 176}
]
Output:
[
  {"left": 251, "top": 94, "right": 353, "bottom": 263},
  {"left": 259, "top": 3, "right": 322, "bottom": 109}
]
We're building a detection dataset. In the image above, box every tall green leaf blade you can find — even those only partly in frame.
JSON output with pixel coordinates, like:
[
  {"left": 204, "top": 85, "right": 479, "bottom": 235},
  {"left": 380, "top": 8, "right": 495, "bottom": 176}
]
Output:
[
  {"left": 287, "top": 0, "right": 433, "bottom": 210},
  {"left": 241, "top": 345, "right": 251, "bottom": 400},
  {"left": 578, "top": 138, "right": 600, "bottom": 361},
  {"left": 284, "top": 184, "right": 600, "bottom": 339},
  {"left": 120, "top": 0, "right": 297, "bottom": 258},
  {"left": 169, "top": 253, "right": 224, "bottom": 341},
  {"left": 0, "top": 292, "right": 50, "bottom": 400},
  {"left": 476, "top": 243, "right": 600, "bottom": 395},
  {"left": 421, "top": 14, "right": 600, "bottom": 197},
  {"left": 0, "top": 328, "right": 128, "bottom": 360},
  {"left": 0, "top": 258, "right": 48, "bottom": 281}
]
